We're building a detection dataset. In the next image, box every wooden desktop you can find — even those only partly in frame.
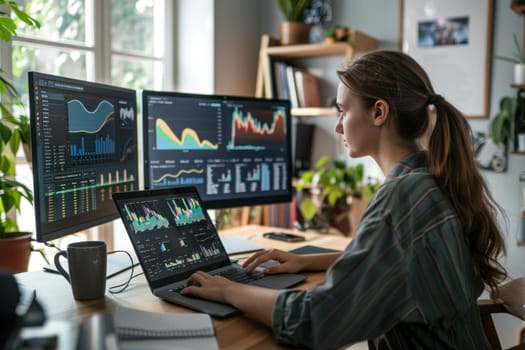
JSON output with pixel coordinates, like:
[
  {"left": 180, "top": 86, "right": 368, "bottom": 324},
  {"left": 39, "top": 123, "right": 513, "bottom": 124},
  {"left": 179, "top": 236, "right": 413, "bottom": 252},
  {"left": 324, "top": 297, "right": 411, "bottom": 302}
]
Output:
[{"left": 15, "top": 225, "right": 351, "bottom": 349}]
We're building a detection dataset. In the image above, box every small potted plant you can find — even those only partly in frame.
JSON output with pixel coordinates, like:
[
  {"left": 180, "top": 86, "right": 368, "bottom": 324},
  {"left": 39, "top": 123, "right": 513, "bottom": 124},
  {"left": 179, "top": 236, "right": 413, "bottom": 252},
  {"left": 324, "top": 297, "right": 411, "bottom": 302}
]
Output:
[
  {"left": 295, "top": 155, "right": 380, "bottom": 236},
  {"left": 489, "top": 95, "right": 525, "bottom": 152},
  {"left": 324, "top": 25, "right": 354, "bottom": 45},
  {"left": 489, "top": 96, "right": 516, "bottom": 147},
  {"left": 324, "top": 28, "right": 336, "bottom": 43},
  {"left": 495, "top": 33, "right": 525, "bottom": 85},
  {"left": 276, "top": 0, "right": 311, "bottom": 45}
]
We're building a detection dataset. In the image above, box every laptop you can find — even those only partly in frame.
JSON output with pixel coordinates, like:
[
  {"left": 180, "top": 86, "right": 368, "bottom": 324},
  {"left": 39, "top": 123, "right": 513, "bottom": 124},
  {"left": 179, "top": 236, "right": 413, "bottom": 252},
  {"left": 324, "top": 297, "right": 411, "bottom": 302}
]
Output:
[{"left": 112, "top": 186, "right": 306, "bottom": 318}]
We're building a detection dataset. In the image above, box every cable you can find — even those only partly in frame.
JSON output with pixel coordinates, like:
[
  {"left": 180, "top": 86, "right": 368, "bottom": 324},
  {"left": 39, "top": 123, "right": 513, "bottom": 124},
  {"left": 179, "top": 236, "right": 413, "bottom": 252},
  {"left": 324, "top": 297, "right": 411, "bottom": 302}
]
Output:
[
  {"left": 30, "top": 239, "right": 61, "bottom": 265},
  {"left": 106, "top": 250, "right": 142, "bottom": 294}
]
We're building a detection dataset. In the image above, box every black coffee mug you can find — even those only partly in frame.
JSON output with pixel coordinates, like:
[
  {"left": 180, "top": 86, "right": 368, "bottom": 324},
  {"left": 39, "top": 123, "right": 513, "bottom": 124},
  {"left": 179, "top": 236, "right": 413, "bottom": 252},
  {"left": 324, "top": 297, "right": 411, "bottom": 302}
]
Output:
[{"left": 54, "top": 241, "right": 107, "bottom": 300}]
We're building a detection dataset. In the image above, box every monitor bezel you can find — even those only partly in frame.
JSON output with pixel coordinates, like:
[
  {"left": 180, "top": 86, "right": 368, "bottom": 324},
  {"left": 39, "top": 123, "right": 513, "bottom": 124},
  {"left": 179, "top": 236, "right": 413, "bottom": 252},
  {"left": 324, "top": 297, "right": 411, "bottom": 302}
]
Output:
[{"left": 141, "top": 90, "right": 293, "bottom": 210}]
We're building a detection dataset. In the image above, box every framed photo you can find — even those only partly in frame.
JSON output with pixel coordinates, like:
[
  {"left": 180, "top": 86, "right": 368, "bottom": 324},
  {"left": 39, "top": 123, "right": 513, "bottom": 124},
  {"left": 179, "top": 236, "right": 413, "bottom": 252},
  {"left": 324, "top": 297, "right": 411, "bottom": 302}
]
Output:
[{"left": 400, "top": 0, "right": 494, "bottom": 119}]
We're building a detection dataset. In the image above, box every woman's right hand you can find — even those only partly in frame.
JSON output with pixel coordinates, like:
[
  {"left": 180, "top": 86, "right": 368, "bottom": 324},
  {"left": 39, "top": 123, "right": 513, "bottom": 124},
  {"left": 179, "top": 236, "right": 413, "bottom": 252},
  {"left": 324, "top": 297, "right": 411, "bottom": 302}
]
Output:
[{"left": 242, "top": 249, "right": 305, "bottom": 274}]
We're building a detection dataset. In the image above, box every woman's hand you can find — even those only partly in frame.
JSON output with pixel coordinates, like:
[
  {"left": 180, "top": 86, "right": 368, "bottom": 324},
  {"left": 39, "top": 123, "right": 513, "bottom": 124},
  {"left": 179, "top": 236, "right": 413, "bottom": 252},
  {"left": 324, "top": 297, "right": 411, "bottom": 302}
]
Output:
[
  {"left": 181, "top": 270, "right": 281, "bottom": 326},
  {"left": 243, "top": 249, "right": 305, "bottom": 274},
  {"left": 180, "top": 271, "right": 238, "bottom": 303}
]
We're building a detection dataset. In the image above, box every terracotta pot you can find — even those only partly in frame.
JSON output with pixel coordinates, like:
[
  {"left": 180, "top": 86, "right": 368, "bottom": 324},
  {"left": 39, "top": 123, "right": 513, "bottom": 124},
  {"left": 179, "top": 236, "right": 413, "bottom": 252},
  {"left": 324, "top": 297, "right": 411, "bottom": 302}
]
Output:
[
  {"left": 279, "top": 22, "right": 311, "bottom": 45},
  {"left": 0, "top": 232, "right": 32, "bottom": 273},
  {"left": 349, "top": 196, "right": 367, "bottom": 236},
  {"left": 325, "top": 197, "right": 351, "bottom": 236},
  {"left": 23, "top": 143, "right": 32, "bottom": 164}
]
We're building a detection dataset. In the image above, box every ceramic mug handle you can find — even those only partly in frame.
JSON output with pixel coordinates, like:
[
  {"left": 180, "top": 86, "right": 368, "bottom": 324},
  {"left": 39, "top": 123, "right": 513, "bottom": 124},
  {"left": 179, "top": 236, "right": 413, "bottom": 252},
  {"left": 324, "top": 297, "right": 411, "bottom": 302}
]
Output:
[{"left": 54, "top": 250, "right": 70, "bottom": 283}]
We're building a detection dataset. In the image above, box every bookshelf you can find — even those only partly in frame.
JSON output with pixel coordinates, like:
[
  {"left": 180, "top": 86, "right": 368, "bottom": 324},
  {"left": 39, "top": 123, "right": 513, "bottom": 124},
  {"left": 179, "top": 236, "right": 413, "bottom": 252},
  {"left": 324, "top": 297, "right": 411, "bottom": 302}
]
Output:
[
  {"left": 255, "top": 30, "right": 378, "bottom": 118},
  {"left": 510, "top": 3, "right": 525, "bottom": 155}
]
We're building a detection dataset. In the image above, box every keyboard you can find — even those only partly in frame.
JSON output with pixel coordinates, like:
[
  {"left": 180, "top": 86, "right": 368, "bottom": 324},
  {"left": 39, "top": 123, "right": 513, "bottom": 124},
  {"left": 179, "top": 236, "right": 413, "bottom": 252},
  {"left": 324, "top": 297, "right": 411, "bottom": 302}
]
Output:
[
  {"left": 217, "top": 267, "right": 264, "bottom": 284},
  {"left": 170, "top": 268, "right": 264, "bottom": 293}
]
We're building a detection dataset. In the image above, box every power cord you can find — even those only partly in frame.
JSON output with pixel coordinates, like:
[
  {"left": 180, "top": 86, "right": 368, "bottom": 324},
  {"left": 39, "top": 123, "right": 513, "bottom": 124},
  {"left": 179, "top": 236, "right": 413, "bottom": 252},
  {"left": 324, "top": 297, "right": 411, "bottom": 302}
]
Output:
[
  {"left": 30, "top": 239, "right": 61, "bottom": 265},
  {"left": 106, "top": 250, "right": 143, "bottom": 294}
]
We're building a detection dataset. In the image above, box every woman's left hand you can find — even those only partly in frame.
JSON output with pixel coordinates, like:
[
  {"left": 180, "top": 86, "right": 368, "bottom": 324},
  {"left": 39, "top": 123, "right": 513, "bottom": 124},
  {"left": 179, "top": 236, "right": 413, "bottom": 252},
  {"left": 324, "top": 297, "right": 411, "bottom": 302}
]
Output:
[{"left": 180, "top": 271, "right": 238, "bottom": 303}]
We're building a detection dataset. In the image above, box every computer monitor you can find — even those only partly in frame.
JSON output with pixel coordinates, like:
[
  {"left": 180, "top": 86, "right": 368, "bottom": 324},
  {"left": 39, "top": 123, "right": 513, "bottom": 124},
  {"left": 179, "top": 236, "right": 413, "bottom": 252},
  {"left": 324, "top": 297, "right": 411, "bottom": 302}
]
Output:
[
  {"left": 141, "top": 91, "right": 292, "bottom": 209},
  {"left": 28, "top": 72, "right": 139, "bottom": 242}
]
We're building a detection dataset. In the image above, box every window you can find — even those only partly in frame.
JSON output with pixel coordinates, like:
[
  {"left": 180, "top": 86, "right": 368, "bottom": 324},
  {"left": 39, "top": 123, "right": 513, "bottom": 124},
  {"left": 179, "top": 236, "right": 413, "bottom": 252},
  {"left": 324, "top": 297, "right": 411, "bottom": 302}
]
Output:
[{"left": 5, "top": 0, "right": 167, "bottom": 234}]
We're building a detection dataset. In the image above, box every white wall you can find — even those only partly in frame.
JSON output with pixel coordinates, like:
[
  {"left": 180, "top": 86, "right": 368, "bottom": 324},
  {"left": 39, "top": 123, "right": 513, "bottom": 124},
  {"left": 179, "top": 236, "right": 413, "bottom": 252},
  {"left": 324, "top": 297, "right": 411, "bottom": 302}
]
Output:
[
  {"left": 172, "top": 0, "right": 260, "bottom": 96},
  {"left": 214, "top": 0, "right": 260, "bottom": 96},
  {"left": 173, "top": 0, "right": 215, "bottom": 94}
]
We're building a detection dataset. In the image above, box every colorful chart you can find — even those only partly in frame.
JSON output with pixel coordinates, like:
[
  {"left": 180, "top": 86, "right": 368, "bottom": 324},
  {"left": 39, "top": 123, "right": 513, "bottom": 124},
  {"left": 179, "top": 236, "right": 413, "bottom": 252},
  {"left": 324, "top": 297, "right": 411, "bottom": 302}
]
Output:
[
  {"left": 167, "top": 197, "right": 206, "bottom": 226},
  {"left": 156, "top": 118, "right": 218, "bottom": 150},
  {"left": 119, "top": 138, "right": 136, "bottom": 162},
  {"left": 227, "top": 107, "right": 286, "bottom": 150},
  {"left": 153, "top": 169, "right": 205, "bottom": 187},
  {"left": 68, "top": 99, "right": 116, "bottom": 158},
  {"left": 68, "top": 99, "right": 114, "bottom": 133},
  {"left": 124, "top": 203, "right": 170, "bottom": 234}
]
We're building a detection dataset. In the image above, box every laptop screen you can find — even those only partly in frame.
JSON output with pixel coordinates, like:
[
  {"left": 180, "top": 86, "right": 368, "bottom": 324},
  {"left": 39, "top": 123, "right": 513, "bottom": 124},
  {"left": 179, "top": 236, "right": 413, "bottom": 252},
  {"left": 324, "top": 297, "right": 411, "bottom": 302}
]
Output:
[{"left": 113, "top": 187, "right": 231, "bottom": 286}]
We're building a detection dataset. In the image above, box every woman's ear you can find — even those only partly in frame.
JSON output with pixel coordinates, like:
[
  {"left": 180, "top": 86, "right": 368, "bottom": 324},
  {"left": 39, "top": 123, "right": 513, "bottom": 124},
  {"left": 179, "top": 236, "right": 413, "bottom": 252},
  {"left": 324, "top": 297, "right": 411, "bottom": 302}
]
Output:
[{"left": 373, "top": 99, "right": 389, "bottom": 126}]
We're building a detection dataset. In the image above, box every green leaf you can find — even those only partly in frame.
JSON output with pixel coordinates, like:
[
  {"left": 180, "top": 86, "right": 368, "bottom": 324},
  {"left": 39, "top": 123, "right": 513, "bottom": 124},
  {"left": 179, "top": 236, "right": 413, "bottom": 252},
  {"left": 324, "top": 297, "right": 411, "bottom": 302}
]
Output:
[
  {"left": 326, "top": 187, "right": 343, "bottom": 206},
  {"left": 0, "top": 16, "right": 17, "bottom": 41},
  {"left": 0, "top": 154, "right": 15, "bottom": 174},
  {"left": 300, "top": 198, "right": 317, "bottom": 221},
  {"left": 9, "top": 129, "right": 20, "bottom": 154},
  {"left": 489, "top": 96, "right": 516, "bottom": 145},
  {"left": 0, "top": 122, "right": 13, "bottom": 145},
  {"left": 8, "top": 1, "right": 40, "bottom": 28},
  {"left": 315, "top": 155, "right": 330, "bottom": 169}
]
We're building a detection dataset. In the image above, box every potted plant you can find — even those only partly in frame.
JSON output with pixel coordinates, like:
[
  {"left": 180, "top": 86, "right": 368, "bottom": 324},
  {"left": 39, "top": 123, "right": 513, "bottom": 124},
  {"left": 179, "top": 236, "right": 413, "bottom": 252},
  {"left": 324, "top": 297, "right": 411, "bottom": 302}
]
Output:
[
  {"left": 323, "top": 28, "right": 336, "bottom": 44},
  {"left": 276, "top": 0, "right": 311, "bottom": 45},
  {"left": 489, "top": 96, "right": 517, "bottom": 147},
  {"left": 495, "top": 33, "right": 525, "bottom": 85},
  {"left": 0, "top": 0, "right": 39, "bottom": 273},
  {"left": 295, "top": 155, "right": 380, "bottom": 236}
]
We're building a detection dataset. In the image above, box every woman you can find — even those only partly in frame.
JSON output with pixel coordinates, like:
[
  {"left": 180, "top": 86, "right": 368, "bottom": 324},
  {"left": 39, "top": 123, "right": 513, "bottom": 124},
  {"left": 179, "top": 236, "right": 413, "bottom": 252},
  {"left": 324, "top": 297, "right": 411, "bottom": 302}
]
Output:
[{"left": 182, "top": 51, "right": 507, "bottom": 349}]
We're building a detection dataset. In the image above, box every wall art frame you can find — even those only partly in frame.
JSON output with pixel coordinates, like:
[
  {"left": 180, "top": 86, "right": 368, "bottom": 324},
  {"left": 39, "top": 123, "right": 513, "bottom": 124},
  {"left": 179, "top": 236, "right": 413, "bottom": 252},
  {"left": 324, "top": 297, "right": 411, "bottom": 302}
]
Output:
[{"left": 400, "top": 0, "right": 494, "bottom": 119}]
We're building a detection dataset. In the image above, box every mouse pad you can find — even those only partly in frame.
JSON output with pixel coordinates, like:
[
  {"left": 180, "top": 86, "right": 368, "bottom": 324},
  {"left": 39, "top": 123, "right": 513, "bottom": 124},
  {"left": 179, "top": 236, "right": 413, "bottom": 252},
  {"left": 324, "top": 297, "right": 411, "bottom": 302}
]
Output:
[{"left": 260, "top": 245, "right": 342, "bottom": 268}]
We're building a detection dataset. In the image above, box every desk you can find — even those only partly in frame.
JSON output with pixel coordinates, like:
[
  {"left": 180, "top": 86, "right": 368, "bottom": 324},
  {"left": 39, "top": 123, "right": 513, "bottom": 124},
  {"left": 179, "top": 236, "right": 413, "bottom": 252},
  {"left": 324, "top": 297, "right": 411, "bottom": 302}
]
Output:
[{"left": 16, "top": 225, "right": 351, "bottom": 349}]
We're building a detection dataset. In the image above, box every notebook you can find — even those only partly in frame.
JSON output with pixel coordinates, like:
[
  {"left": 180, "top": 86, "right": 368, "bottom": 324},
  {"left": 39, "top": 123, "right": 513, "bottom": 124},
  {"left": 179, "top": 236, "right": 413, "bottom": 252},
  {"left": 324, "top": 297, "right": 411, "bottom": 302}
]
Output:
[
  {"left": 114, "top": 305, "right": 215, "bottom": 339},
  {"left": 112, "top": 186, "right": 306, "bottom": 318},
  {"left": 79, "top": 306, "right": 219, "bottom": 350}
]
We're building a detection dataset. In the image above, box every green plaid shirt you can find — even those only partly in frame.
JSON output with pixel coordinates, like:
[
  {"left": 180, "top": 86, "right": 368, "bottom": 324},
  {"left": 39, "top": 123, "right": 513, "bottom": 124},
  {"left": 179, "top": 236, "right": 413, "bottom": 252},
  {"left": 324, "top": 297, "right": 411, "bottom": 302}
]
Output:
[{"left": 273, "top": 152, "right": 490, "bottom": 350}]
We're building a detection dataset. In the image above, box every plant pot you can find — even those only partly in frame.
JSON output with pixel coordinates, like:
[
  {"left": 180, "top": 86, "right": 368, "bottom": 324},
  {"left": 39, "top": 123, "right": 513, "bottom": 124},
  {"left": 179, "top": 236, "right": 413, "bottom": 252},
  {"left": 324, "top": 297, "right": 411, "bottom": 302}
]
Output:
[
  {"left": 349, "top": 196, "right": 367, "bottom": 237},
  {"left": 325, "top": 197, "right": 351, "bottom": 236},
  {"left": 23, "top": 142, "right": 32, "bottom": 165},
  {"left": 0, "top": 232, "right": 32, "bottom": 273},
  {"left": 514, "top": 63, "right": 525, "bottom": 85},
  {"left": 279, "top": 22, "right": 311, "bottom": 45}
]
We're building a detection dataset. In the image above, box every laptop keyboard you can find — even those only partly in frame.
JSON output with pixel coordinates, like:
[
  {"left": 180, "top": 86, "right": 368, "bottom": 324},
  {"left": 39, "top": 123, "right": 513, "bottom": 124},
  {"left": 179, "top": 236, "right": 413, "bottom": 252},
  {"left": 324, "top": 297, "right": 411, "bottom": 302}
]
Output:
[
  {"left": 170, "top": 267, "right": 264, "bottom": 293},
  {"left": 217, "top": 267, "right": 264, "bottom": 283}
]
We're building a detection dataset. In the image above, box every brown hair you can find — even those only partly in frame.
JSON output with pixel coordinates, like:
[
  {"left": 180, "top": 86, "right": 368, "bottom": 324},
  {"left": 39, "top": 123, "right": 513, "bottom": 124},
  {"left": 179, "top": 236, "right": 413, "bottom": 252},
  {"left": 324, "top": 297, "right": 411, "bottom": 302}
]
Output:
[{"left": 337, "top": 50, "right": 506, "bottom": 296}]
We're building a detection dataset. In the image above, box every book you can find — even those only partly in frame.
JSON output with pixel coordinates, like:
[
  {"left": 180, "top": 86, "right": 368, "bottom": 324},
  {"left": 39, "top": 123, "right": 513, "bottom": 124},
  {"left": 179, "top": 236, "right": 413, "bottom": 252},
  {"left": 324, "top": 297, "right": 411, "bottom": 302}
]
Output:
[
  {"left": 113, "top": 305, "right": 219, "bottom": 350},
  {"left": 294, "top": 70, "right": 321, "bottom": 107},
  {"left": 285, "top": 66, "right": 300, "bottom": 108},
  {"left": 262, "top": 54, "right": 275, "bottom": 98},
  {"left": 273, "top": 61, "right": 289, "bottom": 100}
]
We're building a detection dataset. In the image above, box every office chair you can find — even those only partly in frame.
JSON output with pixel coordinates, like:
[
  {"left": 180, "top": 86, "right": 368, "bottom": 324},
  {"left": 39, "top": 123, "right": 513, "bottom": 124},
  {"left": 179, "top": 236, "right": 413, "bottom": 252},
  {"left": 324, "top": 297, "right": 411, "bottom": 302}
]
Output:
[{"left": 478, "top": 278, "right": 525, "bottom": 350}]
